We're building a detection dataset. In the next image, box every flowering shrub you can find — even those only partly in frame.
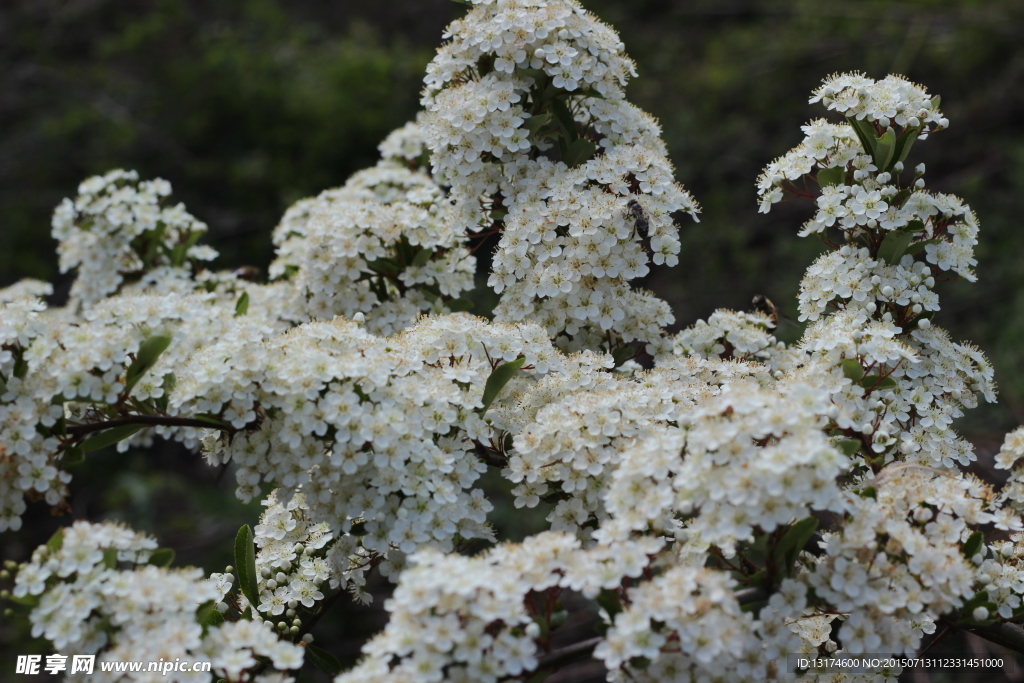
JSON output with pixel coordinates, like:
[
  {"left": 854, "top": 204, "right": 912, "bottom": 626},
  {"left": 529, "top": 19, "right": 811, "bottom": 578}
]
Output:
[{"left": 3, "top": 1, "right": 1024, "bottom": 681}]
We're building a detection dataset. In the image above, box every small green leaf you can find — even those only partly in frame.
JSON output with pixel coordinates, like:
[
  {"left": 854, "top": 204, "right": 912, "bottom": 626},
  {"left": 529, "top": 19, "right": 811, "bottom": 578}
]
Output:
[
  {"left": 848, "top": 118, "right": 878, "bottom": 157},
  {"left": 877, "top": 229, "right": 914, "bottom": 265},
  {"left": 234, "top": 525, "right": 259, "bottom": 613},
  {"left": 563, "top": 138, "right": 597, "bottom": 168},
  {"left": 62, "top": 446, "right": 85, "bottom": 466},
  {"left": 197, "top": 601, "right": 224, "bottom": 634},
  {"left": 904, "top": 219, "right": 926, "bottom": 232},
  {"left": 124, "top": 336, "right": 173, "bottom": 395},
  {"left": 410, "top": 248, "right": 434, "bottom": 268},
  {"left": 860, "top": 376, "right": 897, "bottom": 391},
  {"left": 305, "top": 644, "right": 342, "bottom": 677},
  {"left": 904, "top": 238, "right": 940, "bottom": 256},
  {"left": 596, "top": 588, "right": 623, "bottom": 618},
  {"left": 148, "top": 548, "right": 175, "bottom": 568},
  {"left": 962, "top": 531, "right": 984, "bottom": 559},
  {"left": 13, "top": 355, "right": 28, "bottom": 379},
  {"left": 629, "top": 656, "right": 652, "bottom": 670},
  {"left": 193, "top": 414, "right": 231, "bottom": 429},
  {"left": 445, "top": 298, "right": 474, "bottom": 313},
  {"left": 550, "top": 97, "right": 578, "bottom": 141},
  {"left": 234, "top": 291, "right": 249, "bottom": 317},
  {"left": 836, "top": 438, "right": 862, "bottom": 457},
  {"left": 894, "top": 127, "right": 921, "bottom": 165},
  {"left": 103, "top": 547, "right": 118, "bottom": 569},
  {"left": 873, "top": 127, "right": 896, "bottom": 171},
  {"left": 478, "top": 356, "right": 526, "bottom": 415},
  {"left": 46, "top": 529, "right": 64, "bottom": 554},
  {"left": 841, "top": 359, "right": 865, "bottom": 382},
  {"left": 816, "top": 166, "right": 845, "bottom": 187},
  {"left": 611, "top": 345, "right": 635, "bottom": 368},
  {"left": 367, "top": 257, "right": 399, "bottom": 277},
  {"left": 80, "top": 424, "right": 144, "bottom": 452},
  {"left": 523, "top": 112, "right": 552, "bottom": 135},
  {"left": 773, "top": 517, "right": 819, "bottom": 574},
  {"left": 858, "top": 486, "right": 877, "bottom": 499}
]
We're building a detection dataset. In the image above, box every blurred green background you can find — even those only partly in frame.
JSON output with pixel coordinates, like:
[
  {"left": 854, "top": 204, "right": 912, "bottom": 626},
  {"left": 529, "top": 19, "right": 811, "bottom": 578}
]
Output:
[{"left": 2, "top": 0, "right": 1023, "bottom": 679}]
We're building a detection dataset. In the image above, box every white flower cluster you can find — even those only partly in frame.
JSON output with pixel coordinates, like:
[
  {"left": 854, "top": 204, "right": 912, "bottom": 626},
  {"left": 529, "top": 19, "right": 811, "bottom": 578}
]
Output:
[
  {"left": 10, "top": 521, "right": 302, "bottom": 682},
  {"left": 810, "top": 73, "right": 948, "bottom": 134},
  {"left": 0, "top": 290, "right": 279, "bottom": 532},
  {"left": 268, "top": 160, "right": 475, "bottom": 336},
  {"left": 595, "top": 567, "right": 808, "bottom": 682},
  {"left": 663, "top": 308, "right": 804, "bottom": 371},
  {"left": 421, "top": 0, "right": 698, "bottom": 352},
  {"left": 51, "top": 169, "right": 216, "bottom": 307},
  {"left": 174, "top": 315, "right": 569, "bottom": 588},
  {"left": 210, "top": 491, "right": 334, "bottom": 623},
  {"left": 377, "top": 115, "right": 432, "bottom": 171},
  {"left": 337, "top": 531, "right": 661, "bottom": 683},
  {"left": 808, "top": 468, "right": 1006, "bottom": 655}
]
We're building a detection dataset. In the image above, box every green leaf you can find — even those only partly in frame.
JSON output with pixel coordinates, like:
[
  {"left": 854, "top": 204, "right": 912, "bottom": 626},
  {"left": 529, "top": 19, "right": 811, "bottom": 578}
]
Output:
[
  {"left": 305, "top": 644, "right": 342, "bottom": 677},
  {"left": 5, "top": 592, "right": 41, "bottom": 607},
  {"left": 550, "top": 97, "right": 578, "bottom": 141},
  {"left": 904, "top": 238, "right": 940, "bottom": 256},
  {"left": 0, "top": 374, "right": 7, "bottom": 396},
  {"left": 841, "top": 359, "right": 865, "bottom": 382},
  {"left": 197, "top": 601, "right": 224, "bottom": 634},
  {"left": 903, "top": 219, "right": 926, "bottom": 232},
  {"left": 858, "top": 486, "right": 877, "bottom": 499},
  {"left": 836, "top": 438, "right": 861, "bottom": 457},
  {"left": 860, "top": 376, "right": 897, "bottom": 391},
  {"left": 596, "top": 588, "right": 623, "bottom": 618},
  {"left": 410, "top": 248, "right": 434, "bottom": 268},
  {"left": 873, "top": 127, "right": 896, "bottom": 171},
  {"left": 234, "top": 525, "right": 259, "bottom": 613},
  {"left": 773, "top": 517, "right": 819, "bottom": 574},
  {"left": 894, "top": 127, "right": 921, "bottom": 165},
  {"left": 193, "top": 414, "right": 231, "bottom": 429},
  {"left": 611, "top": 345, "right": 635, "bottom": 368},
  {"left": 367, "top": 257, "right": 399, "bottom": 277},
  {"left": 62, "top": 446, "right": 85, "bottom": 466},
  {"left": 523, "top": 112, "right": 552, "bottom": 135},
  {"left": 445, "top": 298, "right": 474, "bottom": 313},
  {"left": 13, "top": 355, "right": 28, "bottom": 379},
  {"left": 848, "top": 118, "right": 877, "bottom": 157},
  {"left": 962, "top": 531, "right": 984, "bottom": 559},
  {"left": 478, "top": 356, "right": 526, "bottom": 415},
  {"left": 148, "top": 548, "right": 175, "bottom": 568},
  {"left": 80, "top": 424, "right": 144, "bottom": 452},
  {"left": 124, "top": 335, "right": 173, "bottom": 395},
  {"left": 877, "top": 229, "right": 914, "bottom": 265},
  {"left": 962, "top": 590, "right": 990, "bottom": 612},
  {"left": 234, "top": 291, "right": 249, "bottom": 317},
  {"left": 816, "top": 166, "right": 844, "bottom": 188},
  {"left": 563, "top": 138, "right": 597, "bottom": 168},
  {"left": 46, "top": 529, "right": 64, "bottom": 554},
  {"left": 103, "top": 547, "right": 118, "bottom": 569},
  {"left": 155, "top": 373, "right": 176, "bottom": 412}
]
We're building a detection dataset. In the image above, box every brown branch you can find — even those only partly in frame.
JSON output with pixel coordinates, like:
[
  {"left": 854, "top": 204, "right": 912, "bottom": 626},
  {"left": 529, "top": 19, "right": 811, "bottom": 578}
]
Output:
[
  {"left": 969, "top": 622, "right": 1024, "bottom": 656},
  {"left": 65, "top": 415, "right": 231, "bottom": 437}
]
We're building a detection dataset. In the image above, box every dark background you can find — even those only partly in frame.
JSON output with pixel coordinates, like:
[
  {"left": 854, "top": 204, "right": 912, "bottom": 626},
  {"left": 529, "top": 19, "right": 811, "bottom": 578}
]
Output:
[{"left": 2, "top": 1, "right": 1023, "bottom": 680}]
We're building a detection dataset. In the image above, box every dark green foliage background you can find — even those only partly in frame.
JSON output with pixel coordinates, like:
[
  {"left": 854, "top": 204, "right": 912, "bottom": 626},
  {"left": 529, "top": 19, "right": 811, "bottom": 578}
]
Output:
[{"left": 2, "top": 1, "right": 1023, "bottom": 679}]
